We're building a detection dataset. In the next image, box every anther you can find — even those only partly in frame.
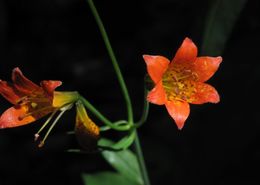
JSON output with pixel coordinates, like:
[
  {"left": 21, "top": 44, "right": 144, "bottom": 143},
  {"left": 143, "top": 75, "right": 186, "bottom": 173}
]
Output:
[
  {"left": 35, "top": 109, "right": 58, "bottom": 138},
  {"left": 36, "top": 105, "right": 71, "bottom": 148},
  {"left": 38, "top": 141, "right": 45, "bottom": 148},
  {"left": 34, "top": 133, "right": 40, "bottom": 141}
]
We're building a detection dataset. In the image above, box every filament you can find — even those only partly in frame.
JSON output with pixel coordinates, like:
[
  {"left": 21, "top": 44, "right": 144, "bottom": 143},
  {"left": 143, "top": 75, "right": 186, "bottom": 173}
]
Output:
[
  {"left": 34, "top": 109, "right": 58, "bottom": 141},
  {"left": 38, "top": 108, "right": 67, "bottom": 147}
]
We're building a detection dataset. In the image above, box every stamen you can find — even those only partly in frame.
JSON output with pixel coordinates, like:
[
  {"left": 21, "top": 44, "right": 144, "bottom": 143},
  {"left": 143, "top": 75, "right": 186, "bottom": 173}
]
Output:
[
  {"left": 177, "top": 74, "right": 191, "bottom": 80},
  {"left": 18, "top": 106, "right": 54, "bottom": 120},
  {"left": 34, "top": 109, "right": 58, "bottom": 141},
  {"left": 27, "top": 97, "right": 50, "bottom": 103},
  {"left": 17, "top": 96, "right": 50, "bottom": 106},
  {"left": 38, "top": 104, "right": 72, "bottom": 147},
  {"left": 16, "top": 96, "right": 29, "bottom": 105}
]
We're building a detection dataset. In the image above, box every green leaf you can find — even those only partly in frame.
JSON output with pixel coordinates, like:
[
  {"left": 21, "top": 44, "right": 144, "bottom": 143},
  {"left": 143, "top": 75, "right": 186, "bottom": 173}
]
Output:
[
  {"left": 82, "top": 172, "right": 138, "bottom": 185},
  {"left": 98, "top": 130, "right": 136, "bottom": 150},
  {"left": 201, "top": 0, "right": 247, "bottom": 55},
  {"left": 99, "top": 138, "right": 143, "bottom": 185},
  {"left": 112, "top": 131, "right": 136, "bottom": 150}
]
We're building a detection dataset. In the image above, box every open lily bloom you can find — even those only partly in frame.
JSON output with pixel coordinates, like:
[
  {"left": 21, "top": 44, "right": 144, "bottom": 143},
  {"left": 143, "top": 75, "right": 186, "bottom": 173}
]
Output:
[
  {"left": 0, "top": 68, "right": 100, "bottom": 148},
  {"left": 143, "top": 37, "right": 222, "bottom": 129},
  {"left": 0, "top": 67, "right": 77, "bottom": 128}
]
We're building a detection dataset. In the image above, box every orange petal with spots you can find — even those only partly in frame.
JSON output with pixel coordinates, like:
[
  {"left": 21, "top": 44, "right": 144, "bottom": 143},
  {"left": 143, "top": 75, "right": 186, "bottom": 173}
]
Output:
[
  {"left": 75, "top": 101, "right": 100, "bottom": 151},
  {"left": 41, "top": 80, "right": 62, "bottom": 97},
  {"left": 12, "top": 67, "right": 40, "bottom": 94},
  {"left": 165, "top": 100, "right": 190, "bottom": 130},
  {"left": 0, "top": 80, "right": 22, "bottom": 104},
  {"left": 190, "top": 82, "right": 220, "bottom": 104},
  {"left": 147, "top": 81, "right": 167, "bottom": 105},
  {"left": 0, "top": 106, "right": 35, "bottom": 128},
  {"left": 172, "top": 37, "right": 198, "bottom": 65},
  {"left": 143, "top": 55, "right": 170, "bottom": 83},
  {"left": 192, "top": 56, "right": 222, "bottom": 82}
]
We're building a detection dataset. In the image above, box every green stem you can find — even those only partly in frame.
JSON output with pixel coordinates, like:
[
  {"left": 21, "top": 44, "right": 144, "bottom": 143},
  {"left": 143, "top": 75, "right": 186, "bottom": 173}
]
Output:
[
  {"left": 135, "top": 88, "right": 149, "bottom": 127},
  {"left": 79, "top": 96, "right": 130, "bottom": 131},
  {"left": 133, "top": 132, "right": 151, "bottom": 185},
  {"left": 86, "top": 0, "right": 133, "bottom": 124},
  {"left": 86, "top": 1, "right": 150, "bottom": 184},
  {"left": 100, "top": 120, "right": 128, "bottom": 132}
]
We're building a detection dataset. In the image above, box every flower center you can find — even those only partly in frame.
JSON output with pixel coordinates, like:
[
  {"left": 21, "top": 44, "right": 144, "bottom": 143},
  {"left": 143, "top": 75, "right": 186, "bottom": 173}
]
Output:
[
  {"left": 162, "top": 65, "right": 198, "bottom": 102},
  {"left": 16, "top": 93, "right": 54, "bottom": 120}
]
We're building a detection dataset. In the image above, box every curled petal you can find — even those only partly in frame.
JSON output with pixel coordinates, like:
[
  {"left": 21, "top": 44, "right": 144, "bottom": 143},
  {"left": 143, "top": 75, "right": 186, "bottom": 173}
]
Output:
[
  {"left": 147, "top": 81, "right": 167, "bottom": 105},
  {"left": 190, "top": 82, "right": 220, "bottom": 104},
  {"left": 75, "top": 101, "right": 100, "bottom": 151},
  {"left": 172, "top": 37, "right": 198, "bottom": 64},
  {"left": 0, "top": 106, "right": 35, "bottom": 128},
  {"left": 165, "top": 100, "right": 190, "bottom": 130},
  {"left": 0, "top": 80, "right": 22, "bottom": 104},
  {"left": 143, "top": 55, "right": 170, "bottom": 84},
  {"left": 12, "top": 67, "right": 40, "bottom": 94},
  {"left": 193, "top": 56, "right": 222, "bottom": 82},
  {"left": 41, "top": 80, "right": 62, "bottom": 97}
]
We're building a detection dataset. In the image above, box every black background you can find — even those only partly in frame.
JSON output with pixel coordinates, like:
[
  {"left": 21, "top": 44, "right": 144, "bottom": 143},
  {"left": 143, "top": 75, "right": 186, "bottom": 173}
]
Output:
[{"left": 0, "top": 0, "right": 260, "bottom": 185}]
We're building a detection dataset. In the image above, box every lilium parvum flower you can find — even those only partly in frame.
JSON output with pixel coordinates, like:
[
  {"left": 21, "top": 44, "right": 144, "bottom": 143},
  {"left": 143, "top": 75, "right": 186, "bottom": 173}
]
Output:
[
  {"left": 0, "top": 67, "right": 99, "bottom": 148},
  {"left": 143, "top": 37, "right": 222, "bottom": 129}
]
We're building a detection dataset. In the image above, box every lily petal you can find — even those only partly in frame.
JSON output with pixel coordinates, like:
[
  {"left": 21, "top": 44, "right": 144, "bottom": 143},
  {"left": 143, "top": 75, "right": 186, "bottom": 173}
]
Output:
[
  {"left": 190, "top": 82, "right": 220, "bottom": 104},
  {"left": 172, "top": 37, "right": 198, "bottom": 64},
  {"left": 165, "top": 100, "right": 190, "bottom": 130},
  {"left": 41, "top": 80, "right": 62, "bottom": 97},
  {"left": 75, "top": 101, "right": 100, "bottom": 151},
  {"left": 192, "top": 56, "right": 222, "bottom": 82},
  {"left": 0, "top": 80, "right": 22, "bottom": 104},
  {"left": 12, "top": 68, "right": 40, "bottom": 94},
  {"left": 0, "top": 106, "right": 35, "bottom": 128},
  {"left": 147, "top": 80, "right": 167, "bottom": 105},
  {"left": 143, "top": 55, "right": 170, "bottom": 84},
  {"left": 53, "top": 91, "right": 78, "bottom": 108}
]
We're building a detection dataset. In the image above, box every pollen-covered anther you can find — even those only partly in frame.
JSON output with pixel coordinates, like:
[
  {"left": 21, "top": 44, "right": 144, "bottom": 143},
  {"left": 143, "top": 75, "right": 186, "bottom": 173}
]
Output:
[
  {"left": 31, "top": 102, "right": 38, "bottom": 108},
  {"left": 38, "top": 141, "right": 45, "bottom": 148},
  {"left": 34, "top": 133, "right": 40, "bottom": 141}
]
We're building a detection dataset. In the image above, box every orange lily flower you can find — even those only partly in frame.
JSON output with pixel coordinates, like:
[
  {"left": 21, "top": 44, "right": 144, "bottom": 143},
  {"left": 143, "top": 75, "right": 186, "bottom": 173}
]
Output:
[
  {"left": 143, "top": 37, "right": 222, "bottom": 129},
  {"left": 0, "top": 68, "right": 92, "bottom": 147},
  {"left": 0, "top": 67, "right": 77, "bottom": 128}
]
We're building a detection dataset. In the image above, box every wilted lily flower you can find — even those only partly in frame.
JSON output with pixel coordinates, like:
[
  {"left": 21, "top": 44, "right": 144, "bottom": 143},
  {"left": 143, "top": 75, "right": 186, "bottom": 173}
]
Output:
[{"left": 143, "top": 37, "right": 222, "bottom": 129}]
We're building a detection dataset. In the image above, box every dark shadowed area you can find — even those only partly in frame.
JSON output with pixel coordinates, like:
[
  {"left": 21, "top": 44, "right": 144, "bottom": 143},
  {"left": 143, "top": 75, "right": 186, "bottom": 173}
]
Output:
[{"left": 0, "top": 0, "right": 259, "bottom": 185}]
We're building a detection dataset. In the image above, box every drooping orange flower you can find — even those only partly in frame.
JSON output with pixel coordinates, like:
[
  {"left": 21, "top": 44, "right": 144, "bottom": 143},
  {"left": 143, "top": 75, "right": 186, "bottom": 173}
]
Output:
[
  {"left": 0, "top": 67, "right": 77, "bottom": 128},
  {"left": 0, "top": 68, "right": 100, "bottom": 149},
  {"left": 143, "top": 37, "right": 222, "bottom": 129}
]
